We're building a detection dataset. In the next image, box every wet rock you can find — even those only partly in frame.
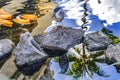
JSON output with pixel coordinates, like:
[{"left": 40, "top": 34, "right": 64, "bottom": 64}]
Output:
[
  {"left": 14, "top": 32, "right": 48, "bottom": 75},
  {"left": 0, "top": 39, "right": 14, "bottom": 61},
  {"left": 106, "top": 43, "right": 120, "bottom": 72},
  {"left": 83, "top": 32, "right": 112, "bottom": 51},
  {"left": 41, "top": 26, "right": 84, "bottom": 56}
]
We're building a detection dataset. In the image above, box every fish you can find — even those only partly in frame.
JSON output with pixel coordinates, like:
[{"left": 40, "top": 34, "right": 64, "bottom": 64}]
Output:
[
  {"left": 0, "top": 14, "right": 12, "bottom": 20},
  {"left": 13, "top": 18, "right": 30, "bottom": 25},
  {"left": 59, "top": 54, "right": 69, "bottom": 74},
  {"left": 0, "top": 19, "right": 13, "bottom": 27},
  {"left": 20, "top": 14, "right": 38, "bottom": 21}
]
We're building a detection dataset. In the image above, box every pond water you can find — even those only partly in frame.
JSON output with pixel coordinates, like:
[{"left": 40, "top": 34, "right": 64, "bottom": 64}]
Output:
[
  {"left": 0, "top": 0, "right": 120, "bottom": 80},
  {"left": 0, "top": 0, "right": 56, "bottom": 79}
]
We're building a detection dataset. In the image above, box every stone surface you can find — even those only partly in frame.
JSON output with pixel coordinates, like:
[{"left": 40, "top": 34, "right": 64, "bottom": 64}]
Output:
[
  {"left": 106, "top": 43, "right": 120, "bottom": 63},
  {"left": 14, "top": 32, "right": 48, "bottom": 75},
  {"left": 83, "top": 32, "right": 112, "bottom": 51},
  {"left": 0, "top": 56, "right": 18, "bottom": 78},
  {"left": 41, "top": 26, "right": 85, "bottom": 51},
  {"left": 0, "top": 39, "right": 14, "bottom": 61},
  {"left": 34, "top": 34, "right": 45, "bottom": 44},
  {"left": 106, "top": 42, "right": 120, "bottom": 72}
]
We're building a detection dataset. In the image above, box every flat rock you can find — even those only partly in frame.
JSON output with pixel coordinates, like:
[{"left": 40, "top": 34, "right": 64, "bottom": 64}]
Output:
[
  {"left": 34, "top": 34, "right": 67, "bottom": 57},
  {"left": 14, "top": 32, "right": 48, "bottom": 75},
  {"left": 83, "top": 32, "right": 112, "bottom": 51},
  {"left": 41, "top": 26, "right": 85, "bottom": 51},
  {"left": 0, "top": 39, "right": 14, "bottom": 61}
]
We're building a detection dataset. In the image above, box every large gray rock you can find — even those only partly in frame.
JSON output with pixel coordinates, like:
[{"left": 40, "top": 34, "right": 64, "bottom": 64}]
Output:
[
  {"left": 0, "top": 39, "right": 14, "bottom": 61},
  {"left": 41, "top": 27, "right": 85, "bottom": 51},
  {"left": 106, "top": 43, "right": 120, "bottom": 72},
  {"left": 14, "top": 32, "right": 48, "bottom": 75},
  {"left": 83, "top": 32, "right": 112, "bottom": 51},
  {"left": 40, "top": 27, "right": 84, "bottom": 57},
  {"left": 106, "top": 43, "right": 120, "bottom": 63},
  {"left": 34, "top": 34, "right": 45, "bottom": 44}
]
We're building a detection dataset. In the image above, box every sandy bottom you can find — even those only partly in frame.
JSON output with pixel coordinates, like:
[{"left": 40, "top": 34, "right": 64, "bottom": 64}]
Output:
[{"left": 31, "top": 12, "right": 53, "bottom": 36}]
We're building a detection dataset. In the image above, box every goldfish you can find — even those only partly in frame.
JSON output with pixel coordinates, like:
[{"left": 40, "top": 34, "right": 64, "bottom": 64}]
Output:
[
  {"left": 20, "top": 14, "right": 38, "bottom": 21},
  {"left": 0, "top": 14, "right": 12, "bottom": 20},
  {"left": 0, "top": 19, "right": 13, "bottom": 27},
  {"left": 13, "top": 18, "right": 30, "bottom": 25}
]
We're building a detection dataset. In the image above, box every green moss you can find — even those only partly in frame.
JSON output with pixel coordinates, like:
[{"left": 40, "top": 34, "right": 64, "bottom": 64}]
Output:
[{"left": 102, "top": 28, "right": 120, "bottom": 44}]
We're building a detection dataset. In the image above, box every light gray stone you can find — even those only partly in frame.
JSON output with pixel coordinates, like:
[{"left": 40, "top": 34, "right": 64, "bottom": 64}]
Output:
[
  {"left": 41, "top": 26, "right": 85, "bottom": 51},
  {"left": 106, "top": 43, "right": 120, "bottom": 63},
  {"left": 0, "top": 39, "right": 14, "bottom": 61},
  {"left": 83, "top": 32, "right": 112, "bottom": 51},
  {"left": 14, "top": 32, "right": 48, "bottom": 75}
]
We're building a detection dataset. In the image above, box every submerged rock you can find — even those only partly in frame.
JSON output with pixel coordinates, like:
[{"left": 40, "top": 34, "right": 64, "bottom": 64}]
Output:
[
  {"left": 14, "top": 32, "right": 48, "bottom": 75},
  {"left": 41, "top": 26, "right": 84, "bottom": 57},
  {"left": 0, "top": 39, "right": 14, "bottom": 61},
  {"left": 83, "top": 32, "right": 112, "bottom": 51}
]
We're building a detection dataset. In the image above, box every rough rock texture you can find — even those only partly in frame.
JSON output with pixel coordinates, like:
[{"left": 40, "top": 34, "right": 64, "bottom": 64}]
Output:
[
  {"left": 106, "top": 43, "right": 120, "bottom": 63},
  {"left": 0, "top": 39, "right": 14, "bottom": 61},
  {"left": 41, "top": 27, "right": 84, "bottom": 50},
  {"left": 34, "top": 34, "right": 45, "bottom": 44},
  {"left": 41, "top": 27, "right": 84, "bottom": 56},
  {"left": 106, "top": 43, "right": 120, "bottom": 72},
  {"left": 14, "top": 32, "right": 48, "bottom": 75},
  {"left": 83, "top": 32, "right": 112, "bottom": 51}
]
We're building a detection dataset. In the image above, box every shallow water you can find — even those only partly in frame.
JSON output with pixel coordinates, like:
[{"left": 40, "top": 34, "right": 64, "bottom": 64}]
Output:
[{"left": 0, "top": 0, "right": 56, "bottom": 79}]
